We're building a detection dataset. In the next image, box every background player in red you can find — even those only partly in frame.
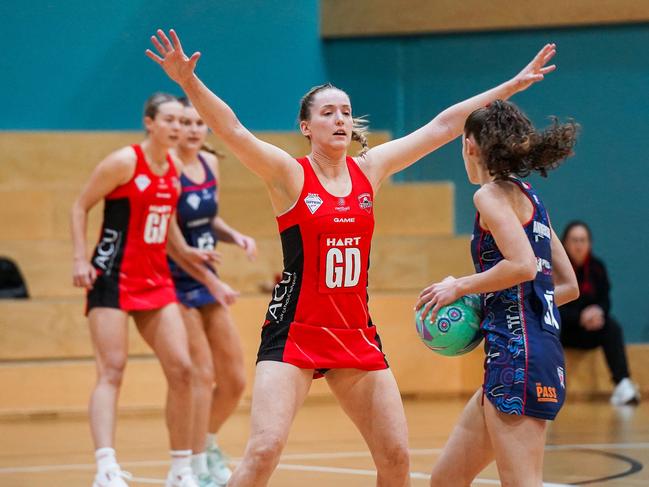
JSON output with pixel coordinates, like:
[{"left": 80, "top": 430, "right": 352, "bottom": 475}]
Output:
[
  {"left": 171, "top": 99, "right": 255, "bottom": 485},
  {"left": 147, "top": 29, "right": 557, "bottom": 486},
  {"left": 416, "top": 101, "right": 579, "bottom": 486},
  {"left": 71, "top": 93, "right": 227, "bottom": 487}
]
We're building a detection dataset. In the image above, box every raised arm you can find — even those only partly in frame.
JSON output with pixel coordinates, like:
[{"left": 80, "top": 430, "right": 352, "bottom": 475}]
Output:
[
  {"left": 362, "top": 44, "right": 557, "bottom": 187},
  {"left": 416, "top": 183, "right": 538, "bottom": 319},
  {"left": 146, "top": 30, "right": 297, "bottom": 186}
]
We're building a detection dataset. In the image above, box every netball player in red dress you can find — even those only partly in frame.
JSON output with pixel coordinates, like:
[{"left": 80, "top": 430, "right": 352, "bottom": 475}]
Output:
[
  {"left": 147, "top": 30, "right": 557, "bottom": 486},
  {"left": 71, "top": 93, "right": 227, "bottom": 487}
]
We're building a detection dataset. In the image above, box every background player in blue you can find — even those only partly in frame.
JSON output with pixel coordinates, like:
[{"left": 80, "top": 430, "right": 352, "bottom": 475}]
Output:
[
  {"left": 416, "top": 101, "right": 580, "bottom": 486},
  {"left": 169, "top": 98, "right": 256, "bottom": 486}
]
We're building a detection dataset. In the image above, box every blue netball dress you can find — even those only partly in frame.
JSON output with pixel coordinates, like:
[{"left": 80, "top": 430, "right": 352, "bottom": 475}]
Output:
[
  {"left": 168, "top": 155, "right": 219, "bottom": 308},
  {"left": 471, "top": 177, "right": 566, "bottom": 420}
]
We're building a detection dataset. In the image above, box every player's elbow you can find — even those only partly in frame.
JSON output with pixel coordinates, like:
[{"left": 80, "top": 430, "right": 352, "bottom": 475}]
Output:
[
  {"left": 518, "top": 257, "right": 538, "bottom": 282},
  {"left": 566, "top": 280, "right": 580, "bottom": 302},
  {"left": 70, "top": 198, "right": 87, "bottom": 221}
]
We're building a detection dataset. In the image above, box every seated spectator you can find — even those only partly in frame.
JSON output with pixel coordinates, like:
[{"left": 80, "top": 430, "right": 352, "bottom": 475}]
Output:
[{"left": 560, "top": 221, "right": 640, "bottom": 405}]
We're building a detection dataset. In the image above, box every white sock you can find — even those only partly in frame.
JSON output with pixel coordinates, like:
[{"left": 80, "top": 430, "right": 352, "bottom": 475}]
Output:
[
  {"left": 206, "top": 433, "right": 218, "bottom": 449},
  {"left": 95, "top": 447, "right": 117, "bottom": 474},
  {"left": 192, "top": 452, "right": 209, "bottom": 476},
  {"left": 170, "top": 450, "right": 192, "bottom": 475}
]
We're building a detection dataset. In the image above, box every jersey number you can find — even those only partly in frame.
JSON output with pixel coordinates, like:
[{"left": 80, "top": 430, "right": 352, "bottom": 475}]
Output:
[
  {"left": 144, "top": 211, "right": 171, "bottom": 244},
  {"left": 543, "top": 291, "right": 560, "bottom": 330},
  {"left": 196, "top": 232, "right": 215, "bottom": 251},
  {"left": 325, "top": 247, "right": 361, "bottom": 289}
]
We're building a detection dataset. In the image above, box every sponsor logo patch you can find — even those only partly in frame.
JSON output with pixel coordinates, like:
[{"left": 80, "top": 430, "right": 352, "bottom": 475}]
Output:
[
  {"left": 93, "top": 228, "right": 121, "bottom": 273},
  {"left": 335, "top": 197, "right": 350, "bottom": 212},
  {"left": 187, "top": 193, "right": 201, "bottom": 210},
  {"left": 533, "top": 220, "right": 551, "bottom": 242},
  {"left": 304, "top": 193, "right": 323, "bottom": 214},
  {"left": 536, "top": 257, "right": 552, "bottom": 276},
  {"left": 134, "top": 174, "right": 151, "bottom": 192},
  {"left": 358, "top": 192, "right": 373, "bottom": 212},
  {"left": 536, "top": 382, "right": 559, "bottom": 403},
  {"left": 557, "top": 366, "right": 565, "bottom": 389}
]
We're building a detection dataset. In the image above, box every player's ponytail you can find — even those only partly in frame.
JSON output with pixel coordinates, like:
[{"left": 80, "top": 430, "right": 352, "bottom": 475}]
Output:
[
  {"left": 199, "top": 141, "right": 226, "bottom": 159},
  {"left": 464, "top": 100, "right": 579, "bottom": 179},
  {"left": 352, "top": 116, "right": 369, "bottom": 156},
  {"left": 526, "top": 117, "right": 578, "bottom": 177}
]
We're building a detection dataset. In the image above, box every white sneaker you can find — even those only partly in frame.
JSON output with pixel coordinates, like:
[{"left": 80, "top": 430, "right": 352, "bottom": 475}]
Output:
[
  {"left": 166, "top": 466, "right": 199, "bottom": 487},
  {"left": 206, "top": 445, "right": 232, "bottom": 484},
  {"left": 92, "top": 465, "right": 132, "bottom": 487},
  {"left": 610, "top": 378, "right": 641, "bottom": 406}
]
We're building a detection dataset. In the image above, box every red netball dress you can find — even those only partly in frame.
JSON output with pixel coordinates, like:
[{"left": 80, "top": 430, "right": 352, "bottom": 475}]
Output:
[
  {"left": 87, "top": 144, "right": 179, "bottom": 312},
  {"left": 257, "top": 156, "right": 387, "bottom": 372}
]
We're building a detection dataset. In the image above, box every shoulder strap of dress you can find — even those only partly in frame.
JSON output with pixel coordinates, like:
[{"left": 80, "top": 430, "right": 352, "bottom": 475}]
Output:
[
  {"left": 165, "top": 151, "right": 179, "bottom": 178},
  {"left": 131, "top": 144, "right": 146, "bottom": 172},
  {"left": 346, "top": 156, "right": 374, "bottom": 197},
  {"left": 296, "top": 156, "right": 316, "bottom": 184},
  {"left": 197, "top": 153, "right": 216, "bottom": 183},
  {"left": 510, "top": 176, "right": 536, "bottom": 193},
  {"left": 508, "top": 176, "right": 535, "bottom": 199}
]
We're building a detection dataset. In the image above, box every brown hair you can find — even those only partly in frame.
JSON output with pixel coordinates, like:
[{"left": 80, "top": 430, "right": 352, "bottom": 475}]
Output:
[
  {"left": 143, "top": 92, "right": 178, "bottom": 120},
  {"left": 298, "top": 83, "right": 369, "bottom": 156},
  {"left": 177, "top": 96, "right": 225, "bottom": 159},
  {"left": 464, "top": 100, "right": 579, "bottom": 179}
]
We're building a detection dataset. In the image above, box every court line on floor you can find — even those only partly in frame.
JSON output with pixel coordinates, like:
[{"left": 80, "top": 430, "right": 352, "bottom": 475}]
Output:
[
  {"left": 0, "top": 458, "right": 571, "bottom": 486},
  {"left": 1, "top": 442, "right": 647, "bottom": 478},
  {"left": 129, "top": 464, "right": 569, "bottom": 487}
]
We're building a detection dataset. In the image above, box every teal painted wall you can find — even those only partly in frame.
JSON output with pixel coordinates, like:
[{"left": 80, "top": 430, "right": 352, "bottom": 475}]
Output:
[
  {"left": 3, "top": 2, "right": 648, "bottom": 342},
  {"left": 325, "top": 25, "right": 649, "bottom": 342},
  {"left": 1, "top": 0, "right": 325, "bottom": 129}
]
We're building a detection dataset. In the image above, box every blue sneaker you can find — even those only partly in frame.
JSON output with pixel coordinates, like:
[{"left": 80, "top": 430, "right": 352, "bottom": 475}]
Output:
[
  {"left": 196, "top": 472, "right": 219, "bottom": 487},
  {"left": 206, "top": 445, "right": 232, "bottom": 485}
]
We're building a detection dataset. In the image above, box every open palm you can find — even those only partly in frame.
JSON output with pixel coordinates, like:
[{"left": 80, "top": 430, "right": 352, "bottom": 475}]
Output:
[
  {"left": 146, "top": 29, "right": 201, "bottom": 84},
  {"left": 512, "top": 43, "right": 557, "bottom": 92}
]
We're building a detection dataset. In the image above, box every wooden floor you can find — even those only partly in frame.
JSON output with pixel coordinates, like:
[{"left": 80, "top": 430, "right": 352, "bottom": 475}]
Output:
[{"left": 0, "top": 397, "right": 647, "bottom": 486}]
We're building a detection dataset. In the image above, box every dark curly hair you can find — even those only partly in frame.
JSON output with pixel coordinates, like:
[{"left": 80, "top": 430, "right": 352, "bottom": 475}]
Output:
[{"left": 464, "top": 100, "right": 579, "bottom": 179}]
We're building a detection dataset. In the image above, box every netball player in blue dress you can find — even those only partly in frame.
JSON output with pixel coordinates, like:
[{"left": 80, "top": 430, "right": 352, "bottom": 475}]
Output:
[
  {"left": 169, "top": 99, "right": 256, "bottom": 486},
  {"left": 417, "top": 101, "right": 580, "bottom": 486}
]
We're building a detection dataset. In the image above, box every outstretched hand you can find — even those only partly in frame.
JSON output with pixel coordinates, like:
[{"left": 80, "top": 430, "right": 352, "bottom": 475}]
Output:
[
  {"left": 235, "top": 234, "right": 258, "bottom": 261},
  {"left": 512, "top": 43, "right": 557, "bottom": 93},
  {"left": 209, "top": 278, "right": 240, "bottom": 307},
  {"left": 146, "top": 29, "right": 201, "bottom": 84}
]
